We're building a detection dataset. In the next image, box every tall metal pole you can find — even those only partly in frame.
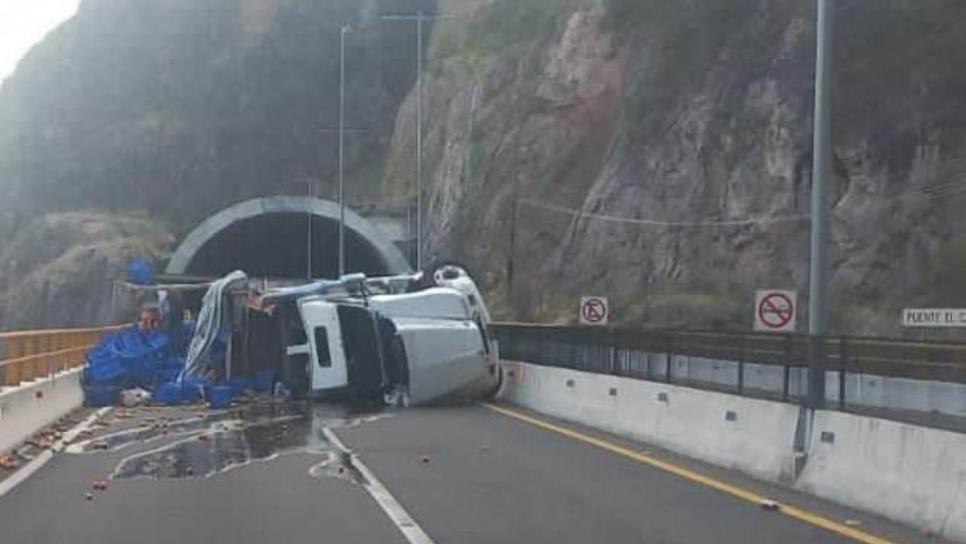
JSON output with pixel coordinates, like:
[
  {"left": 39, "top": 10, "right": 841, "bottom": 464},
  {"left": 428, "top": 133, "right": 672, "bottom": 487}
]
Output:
[
  {"left": 807, "top": 0, "right": 834, "bottom": 408},
  {"left": 380, "top": 12, "right": 456, "bottom": 270},
  {"left": 338, "top": 25, "right": 348, "bottom": 278},
  {"left": 307, "top": 180, "right": 313, "bottom": 280},
  {"left": 415, "top": 11, "right": 424, "bottom": 271}
]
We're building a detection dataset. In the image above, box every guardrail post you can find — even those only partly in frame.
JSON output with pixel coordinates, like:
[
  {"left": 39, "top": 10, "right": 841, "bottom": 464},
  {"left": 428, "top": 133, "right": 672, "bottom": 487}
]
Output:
[
  {"left": 666, "top": 331, "right": 674, "bottom": 383},
  {"left": 609, "top": 331, "right": 618, "bottom": 375},
  {"left": 737, "top": 334, "right": 746, "bottom": 396},
  {"left": 839, "top": 336, "right": 848, "bottom": 411},
  {"left": 782, "top": 335, "right": 792, "bottom": 402}
]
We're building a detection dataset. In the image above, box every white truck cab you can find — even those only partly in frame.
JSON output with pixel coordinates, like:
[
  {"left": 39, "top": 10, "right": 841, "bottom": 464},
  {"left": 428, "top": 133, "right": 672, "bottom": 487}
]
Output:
[{"left": 282, "top": 266, "right": 499, "bottom": 405}]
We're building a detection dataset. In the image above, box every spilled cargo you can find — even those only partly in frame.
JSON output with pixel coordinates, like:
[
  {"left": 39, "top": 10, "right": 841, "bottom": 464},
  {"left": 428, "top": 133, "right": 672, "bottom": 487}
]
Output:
[{"left": 84, "top": 265, "right": 501, "bottom": 409}]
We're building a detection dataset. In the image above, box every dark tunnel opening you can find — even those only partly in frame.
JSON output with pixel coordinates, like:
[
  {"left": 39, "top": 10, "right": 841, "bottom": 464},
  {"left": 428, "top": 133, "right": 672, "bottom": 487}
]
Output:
[{"left": 184, "top": 212, "right": 394, "bottom": 279}]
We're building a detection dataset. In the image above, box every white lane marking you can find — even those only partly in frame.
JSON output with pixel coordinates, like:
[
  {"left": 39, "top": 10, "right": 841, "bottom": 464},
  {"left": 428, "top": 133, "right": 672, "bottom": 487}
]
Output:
[
  {"left": 324, "top": 427, "right": 435, "bottom": 544},
  {"left": 0, "top": 450, "right": 53, "bottom": 499},
  {"left": 0, "top": 406, "right": 111, "bottom": 499},
  {"left": 60, "top": 407, "right": 113, "bottom": 445}
]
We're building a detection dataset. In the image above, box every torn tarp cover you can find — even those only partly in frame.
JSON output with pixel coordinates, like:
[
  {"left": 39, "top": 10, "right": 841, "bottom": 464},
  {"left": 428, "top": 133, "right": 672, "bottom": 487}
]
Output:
[{"left": 182, "top": 270, "right": 247, "bottom": 379}]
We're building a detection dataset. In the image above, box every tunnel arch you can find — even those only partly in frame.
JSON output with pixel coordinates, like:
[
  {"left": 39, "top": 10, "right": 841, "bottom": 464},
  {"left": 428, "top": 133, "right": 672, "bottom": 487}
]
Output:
[{"left": 166, "top": 196, "right": 412, "bottom": 279}]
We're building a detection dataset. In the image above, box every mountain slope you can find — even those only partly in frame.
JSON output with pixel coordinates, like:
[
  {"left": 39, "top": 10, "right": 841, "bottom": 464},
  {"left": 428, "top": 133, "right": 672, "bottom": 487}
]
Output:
[{"left": 384, "top": 0, "right": 966, "bottom": 334}]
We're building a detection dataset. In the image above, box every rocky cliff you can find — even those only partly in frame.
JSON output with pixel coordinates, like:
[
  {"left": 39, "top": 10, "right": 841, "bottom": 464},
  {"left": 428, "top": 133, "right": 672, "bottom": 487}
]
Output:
[
  {"left": 3, "top": 0, "right": 966, "bottom": 335},
  {"left": 0, "top": 212, "right": 173, "bottom": 329},
  {"left": 0, "top": 0, "right": 436, "bottom": 223},
  {"left": 0, "top": 0, "right": 434, "bottom": 329},
  {"left": 384, "top": 0, "right": 966, "bottom": 335}
]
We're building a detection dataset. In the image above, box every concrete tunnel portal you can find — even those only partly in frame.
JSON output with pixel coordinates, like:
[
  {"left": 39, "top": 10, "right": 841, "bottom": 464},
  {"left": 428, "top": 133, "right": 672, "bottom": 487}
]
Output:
[{"left": 166, "top": 197, "right": 412, "bottom": 279}]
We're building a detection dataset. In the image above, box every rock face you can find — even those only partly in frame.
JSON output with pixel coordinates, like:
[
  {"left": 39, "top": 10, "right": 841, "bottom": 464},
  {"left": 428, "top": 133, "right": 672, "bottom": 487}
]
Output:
[
  {"left": 384, "top": 0, "right": 966, "bottom": 335},
  {"left": 3, "top": 0, "right": 966, "bottom": 335},
  {"left": 0, "top": 0, "right": 435, "bottom": 224},
  {"left": 0, "top": 213, "right": 173, "bottom": 329},
  {"left": 0, "top": 0, "right": 435, "bottom": 329}
]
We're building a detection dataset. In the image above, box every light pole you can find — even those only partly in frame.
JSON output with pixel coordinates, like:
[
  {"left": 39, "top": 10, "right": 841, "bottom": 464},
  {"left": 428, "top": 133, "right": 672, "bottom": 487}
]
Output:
[
  {"left": 380, "top": 11, "right": 456, "bottom": 271},
  {"left": 416, "top": 12, "right": 422, "bottom": 271},
  {"left": 807, "top": 0, "right": 834, "bottom": 408},
  {"left": 338, "top": 24, "right": 348, "bottom": 278},
  {"left": 288, "top": 177, "right": 316, "bottom": 280}
]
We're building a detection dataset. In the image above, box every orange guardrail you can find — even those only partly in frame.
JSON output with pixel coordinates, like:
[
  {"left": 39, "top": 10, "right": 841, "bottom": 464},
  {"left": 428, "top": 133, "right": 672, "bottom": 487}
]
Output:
[{"left": 0, "top": 325, "right": 126, "bottom": 388}]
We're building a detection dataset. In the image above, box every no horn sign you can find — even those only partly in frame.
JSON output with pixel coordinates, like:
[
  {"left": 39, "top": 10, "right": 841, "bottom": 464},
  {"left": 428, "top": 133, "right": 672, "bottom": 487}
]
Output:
[{"left": 754, "top": 290, "right": 797, "bottom": 333}]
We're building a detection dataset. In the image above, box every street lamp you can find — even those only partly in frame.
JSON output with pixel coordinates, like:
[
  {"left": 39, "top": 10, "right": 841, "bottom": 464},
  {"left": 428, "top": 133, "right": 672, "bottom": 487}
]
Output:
[
  {"left": 380, "top": 11, "right": 457, "bottom": 271},
  {"left": 807, "top": 0, "right": 834, "bottom": 408},
  {"left": 338, "top": 24, "right": 348, "bottom": 278}
]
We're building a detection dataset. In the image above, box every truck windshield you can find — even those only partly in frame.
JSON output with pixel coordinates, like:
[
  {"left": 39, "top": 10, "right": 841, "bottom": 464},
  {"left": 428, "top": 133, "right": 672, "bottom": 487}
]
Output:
[
  {"left": 313, "top": 327, "right": 331, "bottom": 368},
  {"left": 337, "top": 305, "right": 384, "bottom": 393}
]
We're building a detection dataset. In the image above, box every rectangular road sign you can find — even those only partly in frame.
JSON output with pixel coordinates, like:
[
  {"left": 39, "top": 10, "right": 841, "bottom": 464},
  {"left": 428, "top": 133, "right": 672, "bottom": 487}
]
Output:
[
  {"left": 902, "top": 308, "right": 966, "bottom": 328},
  {"left": 754, "top": 290, "right": 797, "bottom": 333}
]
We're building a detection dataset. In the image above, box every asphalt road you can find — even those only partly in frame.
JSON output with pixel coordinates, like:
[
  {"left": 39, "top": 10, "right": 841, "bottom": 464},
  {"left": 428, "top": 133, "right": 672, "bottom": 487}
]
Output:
[{"left": 0, "top": 402, "right": 944, "bottom": 544}]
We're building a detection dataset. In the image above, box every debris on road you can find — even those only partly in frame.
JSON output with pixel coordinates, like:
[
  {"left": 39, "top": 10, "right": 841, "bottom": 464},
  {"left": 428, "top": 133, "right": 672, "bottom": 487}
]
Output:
[
  {"left": 0, "top": 453, "right": 20, "bottom": 470},
  {"left": 120, "top": 389, "right": 152, "bottom": 407},
  {"left": 759, "top": 499, "right": 781, "bottom": 511}
]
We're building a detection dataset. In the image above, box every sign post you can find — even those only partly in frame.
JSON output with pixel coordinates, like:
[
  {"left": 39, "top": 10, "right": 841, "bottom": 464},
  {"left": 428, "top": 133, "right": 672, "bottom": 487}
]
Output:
[
  {"left": 579, "top": 297, "right": 609, "bottom": 326},
  {"left": 754, "top": 290, "right": 798, "bottom": 333}
]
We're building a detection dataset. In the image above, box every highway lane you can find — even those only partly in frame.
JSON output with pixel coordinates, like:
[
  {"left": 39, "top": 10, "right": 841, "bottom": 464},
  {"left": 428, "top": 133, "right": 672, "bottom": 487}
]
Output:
[
  {"left": 335, "top": 403, "right": 940, "bottom": 544},
  {"left": 0, "top": 401, "right": 944, "bottom": 543},
  {"left": 0, "top": 402, "right": 408, "bottom": 544}
]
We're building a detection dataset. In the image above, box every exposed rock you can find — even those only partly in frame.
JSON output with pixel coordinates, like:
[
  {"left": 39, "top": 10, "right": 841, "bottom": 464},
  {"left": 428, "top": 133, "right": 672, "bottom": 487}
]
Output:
[
  {"left": 385, "top": 0, "right": 966, "bottom": 335},
  {"left": 0, "top": 213, "right": 173, "bottom": 330},
  {"left": 0, "top": 0, "right": 436, "bottom": 224}
]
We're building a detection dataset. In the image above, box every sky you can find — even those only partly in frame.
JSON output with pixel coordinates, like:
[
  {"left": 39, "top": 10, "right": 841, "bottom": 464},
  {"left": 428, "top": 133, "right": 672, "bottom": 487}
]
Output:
[{"left": 0, "top": 0, "right": 81, "bottom": 83}]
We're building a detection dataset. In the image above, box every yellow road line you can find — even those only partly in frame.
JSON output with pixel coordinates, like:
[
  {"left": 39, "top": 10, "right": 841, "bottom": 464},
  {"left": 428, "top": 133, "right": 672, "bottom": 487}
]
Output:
[{"left": 482, "top": 403, "right": 896, "bottom": 544}]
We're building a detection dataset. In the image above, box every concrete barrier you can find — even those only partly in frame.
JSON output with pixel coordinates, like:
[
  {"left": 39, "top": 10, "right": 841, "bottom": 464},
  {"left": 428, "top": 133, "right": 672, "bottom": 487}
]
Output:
[
  {"left": 0, "top": 368, "right": 84, "bottom": 453},
  {"left": 498, "top": 361, "right": 800, "bottom": 482},
  {"left": 499, "top": 360, "right": 966, "bottom": 542},
  {"left": 798, "top": 409, "right": 966, "bottom": 541}
]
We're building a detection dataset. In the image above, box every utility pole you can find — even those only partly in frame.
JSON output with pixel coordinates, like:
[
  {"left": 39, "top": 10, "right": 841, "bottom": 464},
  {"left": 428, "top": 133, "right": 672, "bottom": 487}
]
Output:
[
  {"left": 338, "top": 24, "right": 348, "bottom": 278},
  {"left": 300, "top": 178, "right": 315, "bottom": 280},
  {"left": 807, "top": 0, "right": 834, "bottom": 409},
  {"left": 416, "top": 11, "right": 423, "bottom": 271},
  {"left": 381, "top": 11, "right": 456, "bottom": 271},
  {"left": 318, "top": 128, "right": 366, "bottom": 279},
  {"left": 284, "top": 178, "right": 318, "bottom": 279}
]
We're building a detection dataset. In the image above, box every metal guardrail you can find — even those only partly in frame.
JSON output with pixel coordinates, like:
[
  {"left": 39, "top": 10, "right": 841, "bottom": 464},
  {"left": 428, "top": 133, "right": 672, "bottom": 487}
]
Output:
[
  {"left": 0, "top": 326, "right": 125, "bottom": 388},
  {"left": 490, "top": 323, "right": 966, "bottom": 409}
]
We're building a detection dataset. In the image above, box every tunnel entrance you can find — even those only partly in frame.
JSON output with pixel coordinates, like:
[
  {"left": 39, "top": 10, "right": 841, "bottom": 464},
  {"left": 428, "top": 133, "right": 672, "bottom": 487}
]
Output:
[{"left": 166, "top": 197, "right": 412, "bottom": 279}]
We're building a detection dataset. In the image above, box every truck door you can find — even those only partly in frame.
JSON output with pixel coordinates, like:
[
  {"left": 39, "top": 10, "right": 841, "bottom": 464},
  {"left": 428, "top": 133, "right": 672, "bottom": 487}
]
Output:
[{"left": 299, "top": 301, "right": 349, "bottom": 392}]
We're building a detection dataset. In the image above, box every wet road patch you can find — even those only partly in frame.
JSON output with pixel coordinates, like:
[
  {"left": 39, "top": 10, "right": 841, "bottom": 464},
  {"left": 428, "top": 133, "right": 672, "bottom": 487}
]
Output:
[{"left": 79, "top": 401, "right": 391, "bottom": 481}]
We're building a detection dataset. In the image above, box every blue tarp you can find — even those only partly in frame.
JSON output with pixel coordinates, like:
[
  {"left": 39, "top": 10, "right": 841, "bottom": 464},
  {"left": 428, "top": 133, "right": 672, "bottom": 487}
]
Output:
[
  {"left": 83, "top": 326, "right": 187, "bottom": 405},
  {"left": 83, "top": 322, "right": 272, "bottom": 407},
  {"left": 85, "top": 327, "right": 182, "bottom": 386},
  {"left": 127, "top": 259, "right": 156, "bottom": 286}
]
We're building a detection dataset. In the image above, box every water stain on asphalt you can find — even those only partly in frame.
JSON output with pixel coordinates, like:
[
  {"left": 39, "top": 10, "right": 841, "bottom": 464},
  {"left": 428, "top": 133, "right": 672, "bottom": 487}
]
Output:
[
  {"left": 72, "top": 400, "right": 388, "bottom": 482},
  {"left": 71, "top": 410, "right": 242, "bottom": 453}
]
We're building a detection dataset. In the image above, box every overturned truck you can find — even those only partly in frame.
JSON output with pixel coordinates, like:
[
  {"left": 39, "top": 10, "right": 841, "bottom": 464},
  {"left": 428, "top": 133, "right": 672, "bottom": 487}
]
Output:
[{"left": 185, "top": 266, "right": 501, "bottom": 406}]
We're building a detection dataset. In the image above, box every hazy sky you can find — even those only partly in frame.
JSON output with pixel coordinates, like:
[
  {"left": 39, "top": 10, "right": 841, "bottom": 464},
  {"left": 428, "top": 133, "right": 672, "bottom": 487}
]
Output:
[{"left": 0, "top": 1, "right": 81, "bottom": 83}]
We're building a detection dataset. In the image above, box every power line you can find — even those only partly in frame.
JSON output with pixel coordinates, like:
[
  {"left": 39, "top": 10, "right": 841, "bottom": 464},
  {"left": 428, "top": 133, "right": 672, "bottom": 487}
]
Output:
[
  {"left": 516, "top": 174, "right": 966, "bottom": 231},
  {"left": 517, "top": 198, "right": 810, "bottom": 228}
]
